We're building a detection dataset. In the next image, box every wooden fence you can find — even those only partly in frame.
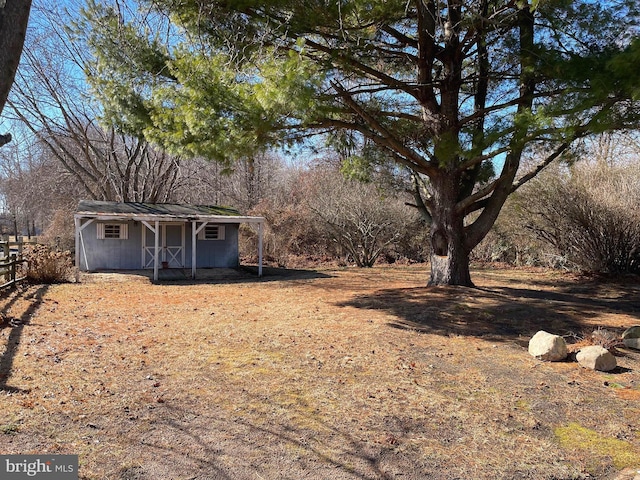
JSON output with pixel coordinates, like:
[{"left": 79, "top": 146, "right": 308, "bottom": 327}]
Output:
[{"left": 0, "top": 238, "right": 33, "bottom": 290}]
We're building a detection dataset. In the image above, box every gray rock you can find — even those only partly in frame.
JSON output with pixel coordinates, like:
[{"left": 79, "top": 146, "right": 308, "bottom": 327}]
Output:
[
  {"left": 622, "top": 326, "right": 640, "bottom": 339},
  {"left": 622, "top": 326, "right": 640, "bottom": 350},
  {"left": 528, "top": 331, "right": 568, "bottom": 361},
  {"left": 576, "top": 346, "right": 617, "bottom": 371},
  {"left": 623, "top": 338, "right": 640, "bottom": 350}
]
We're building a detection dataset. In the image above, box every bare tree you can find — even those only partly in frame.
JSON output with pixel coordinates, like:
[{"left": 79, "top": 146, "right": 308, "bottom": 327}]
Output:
[
  {"left": 172, "top": 153, "right": 285, "bottom": 214},
  {"left": 0, "top": 134, "right": 65, "bottom": 238},
  {"left": 6, "top": 1, "right": 182, "bottom": 203}
]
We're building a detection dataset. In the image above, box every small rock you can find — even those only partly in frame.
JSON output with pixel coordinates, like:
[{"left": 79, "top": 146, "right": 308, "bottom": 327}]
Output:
[
  {"left": 622, "top": 326, "right": 640, "bottom": 350},
  {"left": 622, "top": 326, "right": 640, "bottom": 339},
  {"left": 624, "top": 338, "right": 640, "bottom": 350},
  {"left": 528, "top": 331, "right": 568, "bottom": 361},
  {"left": 576, "top": 346, "right": 617, "bottom": 372}
]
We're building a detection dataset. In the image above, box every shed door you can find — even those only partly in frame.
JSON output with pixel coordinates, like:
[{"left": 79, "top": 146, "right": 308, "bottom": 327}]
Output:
[
  {"left": 163, "top": 224, "right": 184, "bottom": 268},
  {"left": 142, "top": 223, "right": 185, "bottom": 268}
]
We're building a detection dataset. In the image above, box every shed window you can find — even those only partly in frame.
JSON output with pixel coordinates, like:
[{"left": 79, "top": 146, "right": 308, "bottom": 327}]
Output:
[
  {"left": 97, "top": 223, "right": 128, "bottom": 240},
  {"left": 198, "top": 224, "right": 225, "bottom": 240}
]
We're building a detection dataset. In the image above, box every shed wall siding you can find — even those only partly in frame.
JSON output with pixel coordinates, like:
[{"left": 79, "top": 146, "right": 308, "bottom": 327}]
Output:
[
  {"left": 79, "top": 220, "right": 240, "bottom": 271},
  {"left": 81, "top": 220, "right": 142, "bottom": 270},
  {"left": 195, "top": 226, "right": 239, "bottom": 268}
]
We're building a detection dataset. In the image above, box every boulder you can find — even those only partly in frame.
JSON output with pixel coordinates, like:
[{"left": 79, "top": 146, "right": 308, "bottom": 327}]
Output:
[
  {"left": 622, "top": 326, "right": 640, "bottom": 350},
  {"left": 623, "top": 338, "right": 640, "bottom": 350},
  {"left": 622, "top": 326, "right": 640, "bottom": 339},
  {"left": 576, "top": 346, "right": 617, "bottom": 372},
  {"left": 528, "top": 331, "right": 568, "bottom": 361}
]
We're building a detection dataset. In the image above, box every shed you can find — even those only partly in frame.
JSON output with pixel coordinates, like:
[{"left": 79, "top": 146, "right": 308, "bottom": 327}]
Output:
[{"left": 74, "top": 201, "right": 264, "bottom": 281}]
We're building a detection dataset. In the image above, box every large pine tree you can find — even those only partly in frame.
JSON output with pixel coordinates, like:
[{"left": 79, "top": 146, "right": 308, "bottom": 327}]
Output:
[{"left": 79, "top": 0, "right": 640, "bottom": 285}]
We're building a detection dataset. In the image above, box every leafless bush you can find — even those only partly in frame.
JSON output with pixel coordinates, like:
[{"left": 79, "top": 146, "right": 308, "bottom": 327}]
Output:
[
  {"left": 567, "top": 327, "right": 624, "bottom": 355},
  {"left": 385, "top": 217, "right": 431, "bottom": 264},
  {"left": 514, "top": 162, "right": 640, "bottom": 274},
  {"left": 471, "top": 198, "right": 565, "bottom": 268},
  {"left": 22, "top": 244, "right": 75, "bottom": 283},
  {"left": 306, "top": 168, "right": 419, "bottom": 267},
  {"left": 38, "top": 208, "right": 76, "bottom": 251},
  {"left": 590, "top": 328, "right": 624, "bottom": 353},
  {"left": 239, "top": 165, "right": 425, "bottom": 268},
  {"left": 239, "top": 168, "right": 336, "bottom": 267},
  {"left": 243, "top": 203, "right": 333, "bottom": 267}
]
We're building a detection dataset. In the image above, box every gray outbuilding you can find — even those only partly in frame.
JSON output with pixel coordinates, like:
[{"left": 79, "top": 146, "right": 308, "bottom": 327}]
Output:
[{"left": 74, "top": 201, "right": 264, "bottom": 281}]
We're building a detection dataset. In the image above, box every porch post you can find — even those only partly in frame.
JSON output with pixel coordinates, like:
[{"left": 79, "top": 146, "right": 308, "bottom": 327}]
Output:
[
  {"left": 191, "top": 220, "right": 197, "bottom": 279},
  {"left": 192, "top": 221, "right": 208, "bottom": 279},
  {"left": 258, "top": 221, "right": 263, "bottom": 277},
  {"left": 154, "top": 220, "right": 159, "bottom": 282},
  {"left": 74, "top": 216, "right": 80, "bottom": 269},
  {"left": 76, "top": 218, "right": 94, "bottom": 271},
  {"left": 181, "top": 223, "right": 186, "bottom": 268}
]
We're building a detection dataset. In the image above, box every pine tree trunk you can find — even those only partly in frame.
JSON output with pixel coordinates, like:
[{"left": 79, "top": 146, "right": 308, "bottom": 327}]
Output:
[
  {"left": 427, "top": 174, "right": 474, "bottom": 287},
  {"left": 428, "top": 239, "right": 472, "bottom": 286}
]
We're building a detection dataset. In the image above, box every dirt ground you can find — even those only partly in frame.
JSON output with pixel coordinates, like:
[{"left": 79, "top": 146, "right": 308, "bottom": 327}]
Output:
[{"left": 0, "top": 264, "right": 639, "bottom": 480}]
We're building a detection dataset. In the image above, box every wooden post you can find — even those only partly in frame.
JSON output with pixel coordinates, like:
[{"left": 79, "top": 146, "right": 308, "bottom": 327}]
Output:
[
  {"left": 191, "top": 220, "right": 197, "bottom": 279},
  {"left": 2, "top": 256, "right": 7, "bottom": 284},
  {"left": 258, "top": 222, "right": 263, "bottom": 277},
  {"left": 10, "top": 254, "right": 16, "bottom": 286},
  {"left": 154, "top": 220, "right": 159, "bottom": 282},
  {"left": 74, "top": 217, "right": 80, "bottom": 269}
]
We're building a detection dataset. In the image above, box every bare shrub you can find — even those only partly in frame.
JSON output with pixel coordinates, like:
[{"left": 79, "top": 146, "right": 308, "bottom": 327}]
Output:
[
  {"left": 239, "top": 167, "right": 336, "bottom": 267},
  {"left": 306, "top": 168, "right": 419, "bottom": 267},
  {"left": 385, "top": 216, "right": 431, "bottom": 264},
  {"left": 567, "top": 328, "right": 624, "bottom": 355},
  {"left": 590, "top": 328, "right": 624, "bottom": 353},
  {"left": 38, "top": 207, "right": 76, "bottom": 251},
  {"left": 471, "top": 197, "right": 566, "bottom": 268},
  {"left": 239, "top": 165, "right": 425, "bottom": 268},
  {"left": 22, "top": 244, "right": 75, "bottom": 283},
  {"left": 242, "top": 202, "right": 332, "bottom": 267},
  {"left": 514, "top": 162, "right": 640, "bottom": 274}
]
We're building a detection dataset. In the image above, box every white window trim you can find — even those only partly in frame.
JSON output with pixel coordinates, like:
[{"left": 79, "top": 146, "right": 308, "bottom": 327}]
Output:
[
  {"left": 97, "top": 223, "right": 129, "bottom": 240},
  {"left": 198, "top": 224, "right": 225, "bottom": 241}
]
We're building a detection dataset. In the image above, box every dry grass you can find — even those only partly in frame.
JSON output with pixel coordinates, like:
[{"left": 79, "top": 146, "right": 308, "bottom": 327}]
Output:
[{"left": 0, "top": 264, "right": 639, "bottom": 479}]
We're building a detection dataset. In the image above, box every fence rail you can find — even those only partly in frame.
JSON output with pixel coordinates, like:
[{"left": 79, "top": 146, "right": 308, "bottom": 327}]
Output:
[
  {"left": 0, "top": 238, "right": 33, "bottom": 290},
  {"left": 0, "top": 254, "right": 26, "bottom": 289}
]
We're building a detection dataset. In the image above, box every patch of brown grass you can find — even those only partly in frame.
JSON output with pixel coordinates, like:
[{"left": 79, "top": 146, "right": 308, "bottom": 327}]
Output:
[{"left": 0, "top": 265, "right": 639, "bottom": 479}]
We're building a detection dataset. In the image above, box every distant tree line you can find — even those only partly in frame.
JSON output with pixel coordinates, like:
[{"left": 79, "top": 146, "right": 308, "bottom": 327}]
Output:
[
  {"left": 3, "top": 126, "right": 640, "bottom": 276},
  {"left": 1, "top": 1, "right": 639, "bottom": 277}
]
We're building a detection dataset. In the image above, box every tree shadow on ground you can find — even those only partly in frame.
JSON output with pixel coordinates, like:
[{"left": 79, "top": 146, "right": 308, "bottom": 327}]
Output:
[
  {"left": 0, "top": 284, "right": 49, "bottom": 392},
  {"left": 82, "top": 266, "right": 334, "bottom": 285},
  {"left": 336, "top": 276, "right": 640, "bottom": 344},
  {"left": 166, "top": 266, "right": 334, "bottom": 285},
  {"left": 128, "top": 405, "right": 234, "bottom": 480},
  {"left": 239, "top": 265, "right": 335, "bottom": 282},
  {"left": 131, "top": 400, "right": 422, "bottom": 480}
]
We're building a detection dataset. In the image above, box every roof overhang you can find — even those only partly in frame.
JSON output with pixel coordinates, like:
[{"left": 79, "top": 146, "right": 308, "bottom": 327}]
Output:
[
  {"left": 74, "top": 213, "right": 264, "bottom": 224},
  {"left": 74, "top": 201, "right": 264, "bottom": 224}
]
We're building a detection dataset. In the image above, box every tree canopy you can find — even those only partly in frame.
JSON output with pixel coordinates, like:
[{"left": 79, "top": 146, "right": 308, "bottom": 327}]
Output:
[{"left": 78, "top": 0, "right": 640, "bottom": 285}]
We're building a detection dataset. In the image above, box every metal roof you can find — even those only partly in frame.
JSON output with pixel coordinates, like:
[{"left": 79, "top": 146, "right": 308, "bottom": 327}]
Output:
[{"left": 75, "top": 201, "right": 264, "bottom": 223}]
